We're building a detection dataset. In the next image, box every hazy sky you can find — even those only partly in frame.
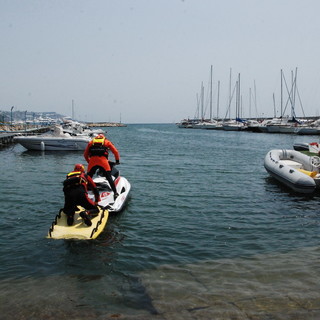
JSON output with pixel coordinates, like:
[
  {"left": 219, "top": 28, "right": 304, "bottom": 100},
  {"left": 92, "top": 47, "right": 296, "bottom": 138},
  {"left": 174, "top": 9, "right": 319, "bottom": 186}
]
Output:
[{"left": 1, "top": 0, "right": 320, "bottom": 123}]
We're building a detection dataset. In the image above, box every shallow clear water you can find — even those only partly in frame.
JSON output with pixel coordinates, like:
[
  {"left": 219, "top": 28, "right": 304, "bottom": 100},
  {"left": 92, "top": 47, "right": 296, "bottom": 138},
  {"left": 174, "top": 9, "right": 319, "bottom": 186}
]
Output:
[{"left": 1, "top": 124, "right": 320, "bottom": 319}]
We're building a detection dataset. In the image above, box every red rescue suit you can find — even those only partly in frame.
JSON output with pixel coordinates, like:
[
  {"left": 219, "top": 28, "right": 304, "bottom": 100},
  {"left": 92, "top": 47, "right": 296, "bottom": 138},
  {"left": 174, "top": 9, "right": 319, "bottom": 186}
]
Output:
[{"left": 84, "top": 136, "right": 120, "bottom": 172}]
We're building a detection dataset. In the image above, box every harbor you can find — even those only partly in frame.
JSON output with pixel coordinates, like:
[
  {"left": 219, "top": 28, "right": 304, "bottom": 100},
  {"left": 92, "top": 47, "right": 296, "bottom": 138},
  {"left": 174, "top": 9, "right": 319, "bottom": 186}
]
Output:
[
  {"left": 177, "top": 67, "right": 320, "bottom": 134},
  {"left": 0, "top": 120, "right": 126, "bottom": 148},
  {"left": 1, "top": 123, "right": 320, "bottom": 319},
  {"left": 177, "top": 116, "right": 320, "bottom": 134},
  {"left": 3, "top": 0, "right": 320, "bottom": 318},
  {"left": 0, "top": 126, "right": 50, "bottom": 148}
]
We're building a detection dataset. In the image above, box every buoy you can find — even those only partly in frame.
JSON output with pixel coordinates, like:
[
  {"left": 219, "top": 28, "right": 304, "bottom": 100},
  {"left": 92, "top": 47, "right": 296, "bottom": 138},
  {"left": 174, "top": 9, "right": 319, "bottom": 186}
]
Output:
[{"left": 40, "top": 141, "right": 45, "bottom": 151}]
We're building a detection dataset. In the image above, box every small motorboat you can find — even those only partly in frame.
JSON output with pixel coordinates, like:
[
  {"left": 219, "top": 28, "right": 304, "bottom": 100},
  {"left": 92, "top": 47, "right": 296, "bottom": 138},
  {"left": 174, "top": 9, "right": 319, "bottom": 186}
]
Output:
[
  {"left": 14, "top": 125, "right": 91, "bottom": 151},
  {"left": 264, "top": 149, "right": 320, "bottom": 193},
  {"left": 88, "top": 164, "right": 131, "bottom": 213},
  {"left": 293, "top": 142, "right": 320, "bottom": 154},
  {"left": 293, "top": 142, "right": 310, "bottom": 152}
]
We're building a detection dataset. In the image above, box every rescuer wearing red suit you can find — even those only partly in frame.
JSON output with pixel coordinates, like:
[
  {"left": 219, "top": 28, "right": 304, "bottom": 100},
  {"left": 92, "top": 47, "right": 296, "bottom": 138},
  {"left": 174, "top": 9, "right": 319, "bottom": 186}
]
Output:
[
  {"left": 83, "top": 134, "right": 120, "bottom": 200},
  {"left": 63, "top": 164, "right": 100, "bottom": 226}
]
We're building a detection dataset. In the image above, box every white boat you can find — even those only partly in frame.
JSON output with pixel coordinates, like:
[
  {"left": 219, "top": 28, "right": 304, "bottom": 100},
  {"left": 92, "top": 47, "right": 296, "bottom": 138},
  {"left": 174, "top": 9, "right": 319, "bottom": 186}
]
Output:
[
  {"left": 264, "top": 149, "right": 320, "bottom": 193},
  {"left": 61, "top": 119, "right": 104, "bottom": 137},
  {"left": 246, "top": 120, "right": 262, "bottom": 132},
  {"left": 293, "top": 142, "right": 320, "bottom": 154},
  {"left": 295, "top": 119, "right": 320, "bottom": 135},
  {"left": 223, "top": 119, "right": 246, "bottom": 131},
  {"left": 279, "top": 124, "right": 299, "bottom": 134},
  {"left": 204, "top": 121, "right": 224, "bottom": 130},
  {"left": 265, "top": 118, "right": 290, "bottom": 133},
  {"left": 176, "top": 119, "right": 199, "bottom": 128},
  {"left": 257, "top": 118, "right": 279, "bottom": 133},
  {"left": 296, "top": 127, "right": 320, "bottom": 135},
  {"left": 14, "top": 125, "right": 91, "bottom": 151},
  {"left": 193, "top": 120, "right": 221, "bottom": 129},
  {"left": 293, "top": 142, "right": 310, "bottom": 152},
  {"left": 88, "top": 165, "right": 131, "bottom": 213}
]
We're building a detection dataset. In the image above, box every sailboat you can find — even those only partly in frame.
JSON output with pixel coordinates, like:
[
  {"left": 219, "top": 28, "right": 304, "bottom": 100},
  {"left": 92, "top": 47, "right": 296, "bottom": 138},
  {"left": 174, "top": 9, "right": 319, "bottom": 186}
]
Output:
[
  {"left": 195, "top": 66, "right": 223, "bottom": 129},
  {"left": 223, "top": 73, "right": 246, "bottom": 131},
  {"left": 266, "top": 68, "right": 305, "bottom": 134}
]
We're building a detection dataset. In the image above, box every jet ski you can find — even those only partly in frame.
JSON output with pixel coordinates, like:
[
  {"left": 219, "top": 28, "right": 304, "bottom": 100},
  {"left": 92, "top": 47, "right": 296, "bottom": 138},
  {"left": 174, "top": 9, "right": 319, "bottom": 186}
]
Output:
[{"left": 88, "top": 163, "right": 131, "bottom": 213}]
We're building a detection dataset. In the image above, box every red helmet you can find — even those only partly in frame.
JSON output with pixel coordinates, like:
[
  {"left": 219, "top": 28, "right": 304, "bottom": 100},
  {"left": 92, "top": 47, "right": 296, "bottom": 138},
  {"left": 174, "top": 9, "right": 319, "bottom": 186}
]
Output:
[{"left": 74, "top": 163, "right": 85, "bottom": 172}]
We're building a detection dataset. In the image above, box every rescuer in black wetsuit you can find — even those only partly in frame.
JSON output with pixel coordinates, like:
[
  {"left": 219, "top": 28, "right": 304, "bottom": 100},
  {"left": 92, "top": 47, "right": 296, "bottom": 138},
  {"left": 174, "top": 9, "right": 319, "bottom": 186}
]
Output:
[{"left": 63, "top": 163, "right": 100, "bottom": 226}]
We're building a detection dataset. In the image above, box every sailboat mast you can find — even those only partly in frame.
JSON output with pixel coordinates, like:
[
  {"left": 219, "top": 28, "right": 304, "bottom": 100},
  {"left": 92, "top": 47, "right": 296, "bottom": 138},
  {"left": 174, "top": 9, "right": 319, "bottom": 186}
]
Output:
[
  {"left": 291, "top": 70, "right": 294, "bottom": 118},
  {"left": 239, "top": 73, "right": 241, "bottom": 118},
  {"left": 237, "top": 73, "right": 241, "bottom": 119},
  {"left": 228, "top": 68, "right": 232, "bottom": 119},
  {"left": 195, "top": 93, "right": 200, "bottom": 119},
  {"left": 249, "top": 88, "right": 252, "bottom": 119},
  {"left": 217, "top": 80, "right": 220, "bottom": 120},
  {"left": 292, "top": 67, "right": 298, "bottom": 118},
  {"left": 235, "top": 80, "right": 238, "bottom": 119},
  {"left": 210, "top": 65, "right": 213, "bottom": 120},
  {"left": 201, "top": 82, "right": 204, "bottom": 120},
  {"left": 280, "top": 69, "right": 283, "bottom": 117},
  {"left": 254, "top": 80, "right": 257, "bottom": 120}
]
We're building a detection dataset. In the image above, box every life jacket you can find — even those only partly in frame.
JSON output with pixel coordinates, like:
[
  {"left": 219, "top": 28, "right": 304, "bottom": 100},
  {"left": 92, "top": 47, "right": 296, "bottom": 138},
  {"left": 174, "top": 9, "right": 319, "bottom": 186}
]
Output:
[
  {"left": 63, "top": 171, "right": 87, "bottom": 188},
  {"left": 89, "top": 136, "right": 109, "bottom": 157}
]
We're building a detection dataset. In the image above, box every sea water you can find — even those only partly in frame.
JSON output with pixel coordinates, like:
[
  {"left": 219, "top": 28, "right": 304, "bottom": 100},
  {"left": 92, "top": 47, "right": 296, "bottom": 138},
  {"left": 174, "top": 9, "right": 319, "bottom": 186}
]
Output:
[{"left": 0, "top": 124, "right": 320, "bottom": 319}]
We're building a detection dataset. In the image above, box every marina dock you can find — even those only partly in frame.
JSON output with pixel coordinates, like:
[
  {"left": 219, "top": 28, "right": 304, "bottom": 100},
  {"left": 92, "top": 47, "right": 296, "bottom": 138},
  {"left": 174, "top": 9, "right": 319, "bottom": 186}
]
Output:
[{"left": 0, "top": 127, "right": 50, "bottom": 147}]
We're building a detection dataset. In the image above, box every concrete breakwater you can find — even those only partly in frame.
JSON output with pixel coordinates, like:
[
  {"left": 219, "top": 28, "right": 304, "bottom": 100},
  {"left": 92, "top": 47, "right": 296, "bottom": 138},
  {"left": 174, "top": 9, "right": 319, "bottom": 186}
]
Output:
[
  {"left": 85, "top": 122, "right": 127, "bottom": 127},
  {"left": 0, "top": 123, "right": 50, "bottom": 132}
]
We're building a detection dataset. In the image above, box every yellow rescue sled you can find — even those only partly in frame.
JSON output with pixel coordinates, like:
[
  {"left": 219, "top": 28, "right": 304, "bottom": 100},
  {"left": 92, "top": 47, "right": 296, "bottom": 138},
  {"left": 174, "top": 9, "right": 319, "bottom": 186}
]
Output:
[{"left": 47, "top": 206, "right": 109, "bottom": 240}]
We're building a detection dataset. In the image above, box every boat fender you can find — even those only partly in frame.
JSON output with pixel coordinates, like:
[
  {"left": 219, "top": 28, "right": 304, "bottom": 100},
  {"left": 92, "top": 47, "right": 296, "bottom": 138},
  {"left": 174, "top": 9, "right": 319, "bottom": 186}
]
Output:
[{"left": 40, "top": 141, "right": 45, "bottom": 151}]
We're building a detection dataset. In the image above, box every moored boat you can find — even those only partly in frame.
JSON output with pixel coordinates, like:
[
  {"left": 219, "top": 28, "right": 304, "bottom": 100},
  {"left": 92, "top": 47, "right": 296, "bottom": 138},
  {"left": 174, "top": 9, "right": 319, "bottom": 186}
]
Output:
[
  {"left": 293, "top": 142, "right": 320, "bottom": 154},
  {"left": 293, "top": 143, "right": 310, "bottom": 152},
  {"left": 14, "top": 125, "right": 91, "bottom": 151},
  {"left": 264, "top": 149, "right": 320, "bottom": 193}
]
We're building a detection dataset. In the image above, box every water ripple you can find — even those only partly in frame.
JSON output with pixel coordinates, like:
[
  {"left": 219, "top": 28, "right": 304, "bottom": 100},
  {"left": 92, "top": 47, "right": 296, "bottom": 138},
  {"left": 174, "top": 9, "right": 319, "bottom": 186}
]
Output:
[{"left": 1, "top": 125, "right": 320, "bottom": 317}]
